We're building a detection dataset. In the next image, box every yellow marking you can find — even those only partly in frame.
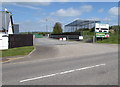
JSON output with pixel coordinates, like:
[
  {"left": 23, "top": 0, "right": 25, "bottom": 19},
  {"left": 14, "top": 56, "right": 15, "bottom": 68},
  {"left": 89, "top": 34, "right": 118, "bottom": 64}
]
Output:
[
  {"left": 1, "top": 46, "right": 36, "bottom": 63},
  {"left": 0, "top": 57, "right": 24, "bottom": 63}
]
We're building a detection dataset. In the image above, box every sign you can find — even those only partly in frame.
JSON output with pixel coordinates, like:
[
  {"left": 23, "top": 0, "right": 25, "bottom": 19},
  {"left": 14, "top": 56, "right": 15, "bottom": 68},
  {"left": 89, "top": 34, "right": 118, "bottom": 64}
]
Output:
[{"left": 96, "top": 32, "right": 106, "bottom": 37}]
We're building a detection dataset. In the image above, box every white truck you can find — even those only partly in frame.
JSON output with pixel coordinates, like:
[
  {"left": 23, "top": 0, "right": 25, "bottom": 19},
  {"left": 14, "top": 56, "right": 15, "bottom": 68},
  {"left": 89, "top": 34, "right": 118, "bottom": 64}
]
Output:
[{"left": 95, "top": 23, "right": 110, "bottom": 38}]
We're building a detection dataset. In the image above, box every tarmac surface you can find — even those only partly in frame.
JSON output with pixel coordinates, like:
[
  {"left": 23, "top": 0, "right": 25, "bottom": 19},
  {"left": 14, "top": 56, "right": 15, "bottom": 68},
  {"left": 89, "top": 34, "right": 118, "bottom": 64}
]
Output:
[
  {"left": 2, "top": 37, "right": 118, "bottom": 85},
  {"left": 3, "top": 37, "right": 118, "bottom": 64}
]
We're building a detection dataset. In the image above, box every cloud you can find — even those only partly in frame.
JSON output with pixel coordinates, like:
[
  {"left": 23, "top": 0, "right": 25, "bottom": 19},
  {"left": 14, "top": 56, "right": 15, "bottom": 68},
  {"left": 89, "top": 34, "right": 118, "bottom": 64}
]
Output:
[
  {"left": 3, "top": 0, "right": 53, "bottom": 2},
  {"left": 98, "top": 8, "right": 104, "bottom": 13},
  {"left": 19, "top": 17, "right": 59, "bottom": 32},
  {"left": 2, "top": 0, "right": 83, "bottom": 2},
  {"left": 108, "top": 6, "right": 118, "bottom": 16},
  {"left": 13, "top": 3, "right": 42, "bottom": 10},
  {"left": 19, "top": 20, "right": 46, "bottom": 32},
  {"left": 3, "top": 0, "right": 120, "bottom": 2},
  {"left": 87, "top": 17, "right": 111, "bottom": 22},
  {"left": 51, "top": 5, "right": 93, "bottom": 17},
  {"left": 80, "top": 5, "right": 93, "bottom": 12},
  {"left": 38, "top": 2, "right": 51, "bottom": 6},
  {"left": 51, "top": 8, "right": 81, "bottom": 17},
  {"left": 10, "top": 2, "right": 51, "bottom": 10}
]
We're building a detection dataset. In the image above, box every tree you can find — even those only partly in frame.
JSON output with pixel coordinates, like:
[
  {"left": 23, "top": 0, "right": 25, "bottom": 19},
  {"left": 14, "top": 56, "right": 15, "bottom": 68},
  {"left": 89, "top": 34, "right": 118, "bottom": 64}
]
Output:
[{"left": 53, "top": 22, "right": 63, "bottom": 34}]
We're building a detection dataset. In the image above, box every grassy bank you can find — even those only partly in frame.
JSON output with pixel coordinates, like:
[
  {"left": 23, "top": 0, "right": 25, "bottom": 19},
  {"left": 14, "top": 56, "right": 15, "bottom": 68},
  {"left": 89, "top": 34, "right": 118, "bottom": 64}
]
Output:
[
  {"left": 96, "top": 33, "right": 119, "bottom": 44},
  {"left": 1, "top": 46, "right": 34, "bottom": 57}
]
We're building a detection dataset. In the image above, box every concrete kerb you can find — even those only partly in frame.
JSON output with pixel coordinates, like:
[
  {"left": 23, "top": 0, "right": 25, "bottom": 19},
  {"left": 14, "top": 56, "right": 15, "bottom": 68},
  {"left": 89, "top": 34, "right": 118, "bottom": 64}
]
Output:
[{"left": 1, "top": 46, "right": 36, "bottom": 63}]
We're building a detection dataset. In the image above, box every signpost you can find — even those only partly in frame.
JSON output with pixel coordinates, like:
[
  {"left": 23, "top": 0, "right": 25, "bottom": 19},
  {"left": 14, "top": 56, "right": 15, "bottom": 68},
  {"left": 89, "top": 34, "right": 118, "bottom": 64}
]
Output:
[{"left": 95, "top": 23, "right": 109, "bottom": 39}]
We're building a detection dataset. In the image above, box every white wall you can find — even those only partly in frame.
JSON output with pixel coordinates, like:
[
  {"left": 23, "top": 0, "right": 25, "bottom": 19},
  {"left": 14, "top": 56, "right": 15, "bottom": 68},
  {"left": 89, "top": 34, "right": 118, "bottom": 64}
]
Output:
[{"left": 0, "top": 34, "right": 8, "bottom": 50}]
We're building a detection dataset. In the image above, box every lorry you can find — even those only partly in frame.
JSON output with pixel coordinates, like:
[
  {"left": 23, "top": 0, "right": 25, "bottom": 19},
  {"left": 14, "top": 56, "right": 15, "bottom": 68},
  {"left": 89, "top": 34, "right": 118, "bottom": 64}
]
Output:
[{"left": 95, "top": 23, "right": 110, "bottom": 38}]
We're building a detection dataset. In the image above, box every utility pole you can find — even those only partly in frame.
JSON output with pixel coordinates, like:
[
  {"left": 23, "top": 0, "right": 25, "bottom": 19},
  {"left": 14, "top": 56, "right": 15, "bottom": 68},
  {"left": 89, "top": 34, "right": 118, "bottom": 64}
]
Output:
[
  {"left": 5, "top": 8, "right": 7, "bottom": 34},
  {"left": 46, "top": 18, "right": 48, "bottom": 33},
  {"left": 93, "top": 20, "right": 96, "bottom": 43}
]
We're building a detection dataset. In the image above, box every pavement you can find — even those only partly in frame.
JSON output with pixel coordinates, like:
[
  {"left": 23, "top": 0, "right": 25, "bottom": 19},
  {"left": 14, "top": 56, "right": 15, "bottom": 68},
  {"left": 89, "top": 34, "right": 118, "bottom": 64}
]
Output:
[{"left": 2, "top": 37, "right": 119, "bottom": 85}]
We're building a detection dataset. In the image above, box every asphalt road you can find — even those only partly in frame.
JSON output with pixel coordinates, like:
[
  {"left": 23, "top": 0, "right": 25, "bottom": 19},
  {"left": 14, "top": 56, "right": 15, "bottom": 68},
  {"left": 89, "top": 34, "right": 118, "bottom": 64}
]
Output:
[
  {"left": 34, "top": 37, "right": 79, "bottom": 46},
  {"left": 2, "top": 51, "right": 118, "bottom": 85},
  {"left": 2, "top": 38, "right": 118, "bottom": 85}
]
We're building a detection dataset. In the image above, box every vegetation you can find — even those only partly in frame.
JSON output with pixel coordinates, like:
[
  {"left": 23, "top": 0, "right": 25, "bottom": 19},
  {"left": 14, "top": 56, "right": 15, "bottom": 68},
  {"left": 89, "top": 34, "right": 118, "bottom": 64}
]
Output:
[
  {"left": 96, "top": 25, "right": 120, "bottom": 44},
  {"left": 2, "top": 46, "right": 34, "bottom": 57},
  {"left": 52, "top": 22, "right": 63, "bottom": 34},
  {"left": 75, "top": 27, "right": 119, "bottom": 44},
  {"left": 111, "top": 25, "right": 120, "bottom": 32},
  {"left": 75, "top": 28, "right": 94, "bottom": 41},
  {"left": 20, "top": 32, "right": 51, "bottom": 35},
  {"left": 97, "top": 32, "right": 119, "bottom": 44}
]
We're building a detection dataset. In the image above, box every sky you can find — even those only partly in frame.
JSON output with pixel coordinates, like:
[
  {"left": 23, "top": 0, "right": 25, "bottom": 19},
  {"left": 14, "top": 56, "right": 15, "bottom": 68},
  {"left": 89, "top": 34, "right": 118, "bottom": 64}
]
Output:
[{"left": 1, "top": 2, "right": 119, "bottom": 32}]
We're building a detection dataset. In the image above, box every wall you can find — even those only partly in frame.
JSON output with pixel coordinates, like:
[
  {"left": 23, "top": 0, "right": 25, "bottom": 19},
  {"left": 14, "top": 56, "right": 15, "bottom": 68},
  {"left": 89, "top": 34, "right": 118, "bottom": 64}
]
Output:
[
  {"left": 9, "top": 34, "right": 33, "bottom": 48},
  {"left": 13, "top": 24, "right": 19, "bottom": 34},
  {"left": 0, "top": 34, "right": 8, "bottom": 50}
]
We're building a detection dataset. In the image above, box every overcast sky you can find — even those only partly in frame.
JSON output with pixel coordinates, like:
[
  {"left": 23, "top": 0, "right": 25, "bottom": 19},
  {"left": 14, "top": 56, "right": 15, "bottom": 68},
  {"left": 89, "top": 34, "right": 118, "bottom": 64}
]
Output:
[{"left": 1, "top": 2, "right": 119, "bottom": 32}]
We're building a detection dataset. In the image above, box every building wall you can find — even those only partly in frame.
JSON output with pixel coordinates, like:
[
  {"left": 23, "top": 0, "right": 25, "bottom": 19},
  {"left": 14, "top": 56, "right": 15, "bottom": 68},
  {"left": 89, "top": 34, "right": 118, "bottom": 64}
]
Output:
[
  {"left": 0, "top": 34, "right": 8, "bottom": 50},
  {"left": 0, "top": 11, "right": 11, "bottom": 31},
  {"left": 0, "top": 11, "right": 14, "bottom": 33},
  {"left": 13, "top": 24, "right": 19, "bottom": 34}
]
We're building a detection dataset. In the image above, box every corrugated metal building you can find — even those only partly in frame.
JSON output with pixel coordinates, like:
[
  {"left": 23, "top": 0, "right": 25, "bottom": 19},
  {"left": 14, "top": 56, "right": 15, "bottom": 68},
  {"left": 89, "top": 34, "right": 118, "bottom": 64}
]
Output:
[{"left": 13, "top": 24, "right": 19, "bottom": 34}]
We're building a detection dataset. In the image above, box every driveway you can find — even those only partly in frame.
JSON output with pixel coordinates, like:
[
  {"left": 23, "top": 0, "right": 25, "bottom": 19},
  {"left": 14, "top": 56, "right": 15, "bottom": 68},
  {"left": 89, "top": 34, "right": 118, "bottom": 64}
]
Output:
[{"left": 3, "top": 37, "right": 118, "bottom": 64}]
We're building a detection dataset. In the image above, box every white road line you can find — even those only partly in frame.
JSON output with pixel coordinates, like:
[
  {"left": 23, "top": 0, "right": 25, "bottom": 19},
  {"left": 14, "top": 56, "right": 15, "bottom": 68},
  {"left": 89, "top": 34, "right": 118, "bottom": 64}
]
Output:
[{"left": 20, "top": 63, "right": 106, "bottom": 83}]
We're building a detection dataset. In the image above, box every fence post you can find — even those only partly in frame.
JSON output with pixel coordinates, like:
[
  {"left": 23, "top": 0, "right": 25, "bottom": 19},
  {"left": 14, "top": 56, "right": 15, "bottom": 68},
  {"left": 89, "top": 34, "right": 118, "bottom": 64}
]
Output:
[
  {"left": 93, "top": 36, "right": 96, "bottom": 43},
  {"left": 67, "top": 36, "right": 69, "bottom": 40}
]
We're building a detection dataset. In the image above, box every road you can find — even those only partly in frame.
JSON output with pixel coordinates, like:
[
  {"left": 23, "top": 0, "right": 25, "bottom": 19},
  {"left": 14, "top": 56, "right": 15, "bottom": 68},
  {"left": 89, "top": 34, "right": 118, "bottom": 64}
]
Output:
[{"left": 2, "top": 38, "right": 118, "bottom": 85}]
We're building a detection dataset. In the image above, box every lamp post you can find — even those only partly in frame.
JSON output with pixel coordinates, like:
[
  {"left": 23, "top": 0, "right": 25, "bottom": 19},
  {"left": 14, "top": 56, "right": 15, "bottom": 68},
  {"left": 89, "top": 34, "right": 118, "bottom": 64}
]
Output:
[
  {"left": 93, "top": 20, "right": 96, "bottom": 43},
  {"left": 5, "top": 8, "right": 7, "bottom": 34},
  {"left": 46, "top": 18, "right": 48, "bottom": 33}
]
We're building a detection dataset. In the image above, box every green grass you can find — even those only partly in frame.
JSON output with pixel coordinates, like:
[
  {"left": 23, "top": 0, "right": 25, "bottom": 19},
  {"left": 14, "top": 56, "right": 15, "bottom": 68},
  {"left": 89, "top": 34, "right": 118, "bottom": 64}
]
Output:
[
  {"left": 1, "top": 46, "right": 34, "bottom": 57},
  {"left": 96, "top": 33, "right": 119, "bottom": 44},
  {"left": 81, "top": 30, "right": 119, "bottom": 44},
  {"left": 82, "top": 31, "right": 94, "bottom": 40},
  {"left": 76, "top": 29, "right": 119, "bottom": 44}
]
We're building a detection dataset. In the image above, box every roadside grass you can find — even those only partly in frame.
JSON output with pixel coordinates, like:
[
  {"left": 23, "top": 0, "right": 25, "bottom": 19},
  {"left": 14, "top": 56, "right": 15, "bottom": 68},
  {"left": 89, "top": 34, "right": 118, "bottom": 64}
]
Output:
[
  {"left": 83, "top": 31, "right": 94, "bottom": 40},
  {"left": 96, "top": 33, "right": 119, "bottom": 44},
  {"left": 80, "top": 30, "right": 119, "bottom": 44},
  {"left": 1, "top": 46, "right": 34, "bottom": 57}
]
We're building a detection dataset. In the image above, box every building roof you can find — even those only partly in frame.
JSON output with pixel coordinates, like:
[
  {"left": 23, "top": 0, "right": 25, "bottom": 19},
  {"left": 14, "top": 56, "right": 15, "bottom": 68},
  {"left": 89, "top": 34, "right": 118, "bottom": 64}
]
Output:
[
  {"left": 65, "top": 19, "right": 100, "bottom": 27},
  {"left": 0, "top": 11, "right": 12, "bottom": 30}
]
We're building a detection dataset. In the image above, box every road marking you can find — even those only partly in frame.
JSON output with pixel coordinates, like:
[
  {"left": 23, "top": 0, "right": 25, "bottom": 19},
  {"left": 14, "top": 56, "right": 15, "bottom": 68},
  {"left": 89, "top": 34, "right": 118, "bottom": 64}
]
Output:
[
  {"left": 20, "top": 63, "right": 105, "bottom": 83},
  {"left": 27, "top": 46, "right": 36, "bottom": 56},
  {"left": 1, "top": 46, "right": 36, "bottom": 63},
  {"left": 1, "top": 57, "right": 24, "bottom": 63}
]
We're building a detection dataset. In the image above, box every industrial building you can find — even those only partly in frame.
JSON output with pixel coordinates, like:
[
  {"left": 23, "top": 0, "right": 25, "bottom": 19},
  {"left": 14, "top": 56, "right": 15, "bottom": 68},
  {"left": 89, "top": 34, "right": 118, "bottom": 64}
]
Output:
[
  {"left": 13, "top": 24, "right": 19, "bottom": 34},
  {"left": 64, "top": 19, "right": 101, "bottom": 32},
  {"left": 0, "top": 11, "right": 14, "bottom": 34}
]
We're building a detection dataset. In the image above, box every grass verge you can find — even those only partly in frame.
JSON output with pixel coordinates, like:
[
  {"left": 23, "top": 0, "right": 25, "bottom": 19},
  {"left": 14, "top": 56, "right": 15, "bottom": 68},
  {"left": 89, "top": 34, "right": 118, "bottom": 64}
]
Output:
[
  {"left": 96, "top": 33, "right": 119, "bottom": 44},
  {"left": 1, "top": 46, "right": 34, "bottom": 57}
]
